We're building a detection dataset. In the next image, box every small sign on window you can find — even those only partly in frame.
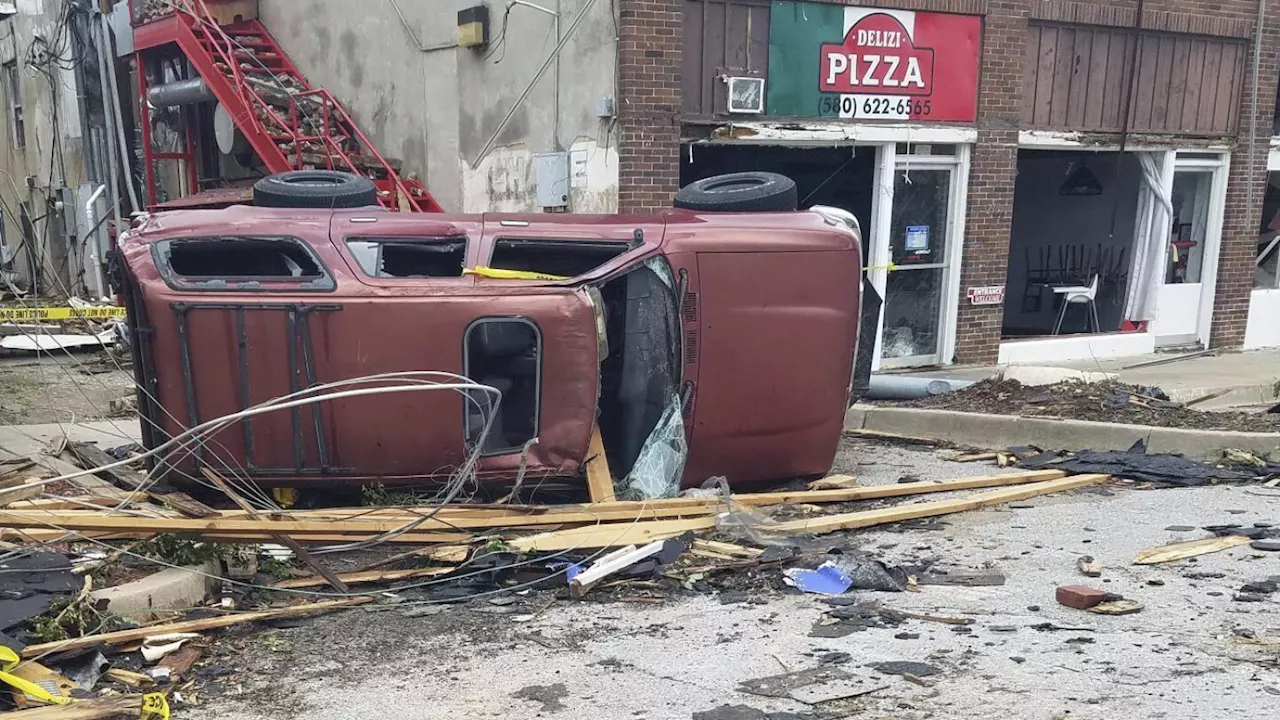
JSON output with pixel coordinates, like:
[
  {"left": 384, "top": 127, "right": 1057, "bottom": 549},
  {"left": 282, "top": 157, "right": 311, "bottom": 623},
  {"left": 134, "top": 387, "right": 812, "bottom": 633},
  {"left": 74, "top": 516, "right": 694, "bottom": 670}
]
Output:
[
  {"left": 904, "top": 225, "right": 930, "bottom": 252},
  {"left": 967, "top": 285, "right": 1005, "bottom": 305}
]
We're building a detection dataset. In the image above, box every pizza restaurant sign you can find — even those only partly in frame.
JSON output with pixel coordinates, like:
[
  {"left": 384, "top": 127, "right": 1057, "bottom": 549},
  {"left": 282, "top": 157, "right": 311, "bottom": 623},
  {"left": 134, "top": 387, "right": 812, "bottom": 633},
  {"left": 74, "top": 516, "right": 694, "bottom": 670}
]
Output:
[{"left": 767, "top": 3, "right": 982, "bottom": 123}]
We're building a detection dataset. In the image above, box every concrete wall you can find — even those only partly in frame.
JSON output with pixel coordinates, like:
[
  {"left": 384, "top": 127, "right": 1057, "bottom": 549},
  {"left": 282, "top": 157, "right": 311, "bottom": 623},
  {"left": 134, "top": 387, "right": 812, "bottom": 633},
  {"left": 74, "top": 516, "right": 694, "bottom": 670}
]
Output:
[
  {"left": 0, "top": 0, "right": 92, "bottom": 296},
  {"left": 258, "top": 0, "right": 619, "bottom": 213}
]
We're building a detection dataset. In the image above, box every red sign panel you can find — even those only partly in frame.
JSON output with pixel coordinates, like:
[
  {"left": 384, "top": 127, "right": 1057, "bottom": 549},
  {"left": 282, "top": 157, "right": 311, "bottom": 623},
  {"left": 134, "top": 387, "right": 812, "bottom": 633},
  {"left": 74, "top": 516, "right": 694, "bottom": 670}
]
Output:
[
  {"left": 820, "top": 14, "right": 935, "bottom": 97},
  {"left": 803, "top": 8, "right": 981, "bottom": 123}
]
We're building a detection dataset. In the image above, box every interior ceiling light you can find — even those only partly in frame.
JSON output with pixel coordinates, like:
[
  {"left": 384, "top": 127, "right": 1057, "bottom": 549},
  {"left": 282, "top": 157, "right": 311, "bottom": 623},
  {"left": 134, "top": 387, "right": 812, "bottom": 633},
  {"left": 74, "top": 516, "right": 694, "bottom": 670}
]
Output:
[{"left": 1060, "top": 161, "right": 1104, "bottom": 196}]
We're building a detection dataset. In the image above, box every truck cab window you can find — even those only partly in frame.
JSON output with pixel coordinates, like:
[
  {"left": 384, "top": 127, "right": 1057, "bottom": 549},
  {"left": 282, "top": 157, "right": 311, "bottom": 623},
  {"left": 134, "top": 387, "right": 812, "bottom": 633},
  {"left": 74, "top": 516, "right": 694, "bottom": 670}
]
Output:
[
  {"left": 347, "top": 239, "right": 466, "bottom": 278},
  {"left": 155, "top": 236, "right": 333, "bottom": 291},
  {"left": 489, "top": 239, "right": 628, "bottom": 278},
  {"left": 465, "top": 318, "right": 541, "bottom": 454}
]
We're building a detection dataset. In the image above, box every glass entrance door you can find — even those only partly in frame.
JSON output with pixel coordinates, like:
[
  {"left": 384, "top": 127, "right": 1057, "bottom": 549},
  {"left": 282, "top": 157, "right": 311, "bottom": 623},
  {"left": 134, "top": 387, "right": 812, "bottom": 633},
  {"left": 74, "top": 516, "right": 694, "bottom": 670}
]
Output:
[
  {"left": 876, "top": 150, "right": 963, "bottom": 368},
  {"left": 1152, "top": 154, "right": 1227, "bottom": 349}
]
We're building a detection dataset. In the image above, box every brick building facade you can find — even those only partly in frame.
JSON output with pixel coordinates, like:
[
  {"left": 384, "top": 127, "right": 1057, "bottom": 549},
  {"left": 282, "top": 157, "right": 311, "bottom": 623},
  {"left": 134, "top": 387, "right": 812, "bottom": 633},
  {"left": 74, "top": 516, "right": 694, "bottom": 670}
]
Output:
[{"left": 617, "top": 0, "right": 1280, "bottom": 367}]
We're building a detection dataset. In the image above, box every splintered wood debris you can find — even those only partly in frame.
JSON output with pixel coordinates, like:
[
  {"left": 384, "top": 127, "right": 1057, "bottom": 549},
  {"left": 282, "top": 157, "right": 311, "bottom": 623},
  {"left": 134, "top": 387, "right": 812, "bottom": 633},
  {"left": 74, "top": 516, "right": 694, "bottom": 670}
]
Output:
[{"left": 0, "top": 444, "right": 1118, "bottom": 714}]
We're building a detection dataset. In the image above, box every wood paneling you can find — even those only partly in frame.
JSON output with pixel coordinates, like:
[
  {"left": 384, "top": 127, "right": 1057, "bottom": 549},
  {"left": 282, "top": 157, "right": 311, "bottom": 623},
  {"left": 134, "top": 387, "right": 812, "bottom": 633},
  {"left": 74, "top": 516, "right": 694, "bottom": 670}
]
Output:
[
  {"left": 682, "top": 0, "right": 770, "bottom": 117},
  {"left": 1022, "top": 23, "right": 1247, "bottom": 135}
]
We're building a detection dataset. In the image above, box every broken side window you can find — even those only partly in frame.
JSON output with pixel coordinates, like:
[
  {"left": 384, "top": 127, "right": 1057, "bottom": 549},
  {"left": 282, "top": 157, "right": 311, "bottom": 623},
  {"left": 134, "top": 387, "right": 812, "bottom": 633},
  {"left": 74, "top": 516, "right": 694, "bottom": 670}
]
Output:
[
  {"left": 488, "top": 238, "right": 629, "bottom": 278},
  {"left": 155, "top": 236, "right": 334, "bottom": 291},
  {"left": 464, "top": 318, "right": 541, "bottom": 454},
  {"left": 347, "top": 238, "right": 467, "bottom": 278}
]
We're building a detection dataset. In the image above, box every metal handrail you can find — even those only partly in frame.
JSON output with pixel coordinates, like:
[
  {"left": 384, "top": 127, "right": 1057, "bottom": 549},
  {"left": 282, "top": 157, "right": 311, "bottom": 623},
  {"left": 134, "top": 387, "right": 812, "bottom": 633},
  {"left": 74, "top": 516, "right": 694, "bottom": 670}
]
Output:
[{"left": 164, "top": 0, "right": 425, "bottom": 210}]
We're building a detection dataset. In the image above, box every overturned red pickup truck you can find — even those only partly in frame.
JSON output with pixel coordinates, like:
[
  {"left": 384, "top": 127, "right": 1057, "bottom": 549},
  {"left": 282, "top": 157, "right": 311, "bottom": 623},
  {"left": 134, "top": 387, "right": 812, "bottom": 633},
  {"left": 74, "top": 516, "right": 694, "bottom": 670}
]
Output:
[{"left": 114, "top": 171, "right": 871, "bottom": 494}]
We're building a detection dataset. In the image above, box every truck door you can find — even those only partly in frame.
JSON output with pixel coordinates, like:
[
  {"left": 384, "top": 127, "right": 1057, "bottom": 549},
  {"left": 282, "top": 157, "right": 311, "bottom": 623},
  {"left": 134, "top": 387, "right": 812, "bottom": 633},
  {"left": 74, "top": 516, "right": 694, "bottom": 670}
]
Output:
[{"left": 477, "top": 215, "right": 677, "bottom": 484}]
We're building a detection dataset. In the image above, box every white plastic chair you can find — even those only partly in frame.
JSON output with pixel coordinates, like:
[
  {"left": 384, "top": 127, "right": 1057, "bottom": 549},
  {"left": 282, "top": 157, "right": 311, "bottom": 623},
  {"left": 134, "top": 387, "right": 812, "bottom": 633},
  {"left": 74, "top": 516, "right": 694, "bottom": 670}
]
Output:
[{"left": 1051, "top": 274, "right": 1100, "bottom": 335}]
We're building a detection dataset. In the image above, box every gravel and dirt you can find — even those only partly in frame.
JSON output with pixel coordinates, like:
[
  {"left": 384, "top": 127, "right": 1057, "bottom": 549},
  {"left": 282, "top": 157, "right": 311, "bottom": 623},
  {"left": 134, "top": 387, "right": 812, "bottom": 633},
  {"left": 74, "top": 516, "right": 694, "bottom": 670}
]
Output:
[
  {"left": 892, "top": 378, "right": 1280, "bottom": 433},
  {"left": 0, "top": 355, "right": 134, "bottom": 425},
  {"left": 177, "top": 438, "right": 1280, "bottom": 720}
]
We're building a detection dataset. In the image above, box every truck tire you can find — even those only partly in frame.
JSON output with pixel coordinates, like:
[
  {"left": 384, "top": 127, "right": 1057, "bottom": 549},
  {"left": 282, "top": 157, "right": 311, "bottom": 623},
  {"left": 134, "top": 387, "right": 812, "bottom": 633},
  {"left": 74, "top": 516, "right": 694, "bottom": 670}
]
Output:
[
  {"left": 673, "top": 172, "right": 798, "bottom": 212},
  {"left": 253, "top": 170, "right": 379, "bottom": 209}
]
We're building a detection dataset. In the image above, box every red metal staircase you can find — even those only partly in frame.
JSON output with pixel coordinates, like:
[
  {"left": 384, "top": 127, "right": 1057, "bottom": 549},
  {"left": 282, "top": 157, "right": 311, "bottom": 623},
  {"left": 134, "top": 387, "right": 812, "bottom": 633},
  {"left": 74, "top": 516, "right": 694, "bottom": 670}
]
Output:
[{"left": 132, "top": 0, "right": 443, "bottom": 212}]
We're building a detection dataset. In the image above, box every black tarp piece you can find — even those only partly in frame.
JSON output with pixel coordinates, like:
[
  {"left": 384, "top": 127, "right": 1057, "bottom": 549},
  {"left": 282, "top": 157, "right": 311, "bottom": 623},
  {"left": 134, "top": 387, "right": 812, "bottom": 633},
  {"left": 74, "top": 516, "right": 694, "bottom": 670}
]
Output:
[
  {"left": 1017, "top": 440, "right": 1278, "bottom": 487},
  {"left": 0, "top": 551, "right": 78, "bottom": 639}
]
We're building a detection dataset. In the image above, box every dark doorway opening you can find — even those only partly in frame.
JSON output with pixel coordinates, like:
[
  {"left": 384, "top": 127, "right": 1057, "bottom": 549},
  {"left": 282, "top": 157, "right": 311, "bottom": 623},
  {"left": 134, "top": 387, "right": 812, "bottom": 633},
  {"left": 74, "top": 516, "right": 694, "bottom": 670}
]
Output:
[
  {"left": 681, "top": 144, "right": 874, "bottom": 230},
  {"left": 1004, "top": 150, "right": 1140, "bottom": 338}
]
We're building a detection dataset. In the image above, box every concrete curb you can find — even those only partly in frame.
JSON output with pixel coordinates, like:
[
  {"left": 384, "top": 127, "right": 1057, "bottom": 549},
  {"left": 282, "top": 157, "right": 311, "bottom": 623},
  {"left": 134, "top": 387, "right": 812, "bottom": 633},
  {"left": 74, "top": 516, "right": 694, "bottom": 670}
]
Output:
[
  {"left": 846, "top": 406, "right": 1280, "bottom": 459},
  {"left": 90, "top": 561, "right": 220, "bottom": 621}
]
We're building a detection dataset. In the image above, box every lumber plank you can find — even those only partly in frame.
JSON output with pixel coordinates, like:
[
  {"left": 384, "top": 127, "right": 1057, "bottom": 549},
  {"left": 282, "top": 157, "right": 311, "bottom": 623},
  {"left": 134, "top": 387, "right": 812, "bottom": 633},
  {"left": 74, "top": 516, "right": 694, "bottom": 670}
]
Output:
[
  {"left": 585, "top": 422, "right": 616, "bottom": 504},
  {"left": 763, "top": 474, "right": 1110, "bottom": 536},
  {"left": 3, "top": 695, "right": 144, "bottom": 719},
  {"left": 0, "top": 478, "right": 45, "bottom": 506},
  {"left": 0, "top": 507, "right": 711, "bottom": 534},
  {"left": 20, "top": 598, "right": 372, "bottom": 658},
  {"left": 274, "top": 566, "right": 455, "bottom": 590},
  {"left": 508, "top": 517, "right": 715, "bottom": 552},
  {"left": 202, "top": 468, "right": 349, "bottom": 593},
  {"left": 65, "top": 442, "right": 217, "bottom": 518},
  {"left": 729, "top": 470, "right": 1067, "bottom": 506},
  {"left": 690, "top": 539, "right": 764, "bottom": 559},
  {"left": 213, "top": 470, "right": 1068, "bottom": 519},
  {"left": 1132, "top": 535, "right": 1252, "bottom": 565},
  {"left": 0, "top": 471, "right": 1069, "bottom": 537},
  {"left": 355, "top": 544, "right": 472, "bottom": 571},
  {"left": 807, "top": 474, "right": 859, "bottom": 490}
]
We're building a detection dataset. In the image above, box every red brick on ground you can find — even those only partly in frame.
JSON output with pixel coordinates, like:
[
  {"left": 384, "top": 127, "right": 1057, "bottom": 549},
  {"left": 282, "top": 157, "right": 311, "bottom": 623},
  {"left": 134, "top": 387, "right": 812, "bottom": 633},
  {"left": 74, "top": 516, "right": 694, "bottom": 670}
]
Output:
[{"left": 1057, "top": 585, "right": 1109, "bottom": 610}]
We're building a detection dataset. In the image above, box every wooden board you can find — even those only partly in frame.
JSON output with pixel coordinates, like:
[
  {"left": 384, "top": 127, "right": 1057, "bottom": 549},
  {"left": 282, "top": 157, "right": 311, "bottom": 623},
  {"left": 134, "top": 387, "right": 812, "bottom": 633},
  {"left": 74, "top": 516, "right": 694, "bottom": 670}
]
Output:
[
  {"left": 763, "top": 474, "right": 1110, "bottom": 536},
  {"left": 585, "top": 423, "right": 616, "bottom": 504},
  {"left": 3, "top": 695, "right": 143, "bottom": 720},
  {"left": 66, "top": 442, "right": 217, "bottom": 518},
  {"left": 1132, "top": 535, "right": 1251, "bottom": 565},
  {"left": 21, "top": 598, "right": 372, "bottom": 658},
  {"left": 273, "top": 566, "right": 454, "bottom": 590},
  {"left": 508, "top": 517, "right": 715, "bottom": 552}
]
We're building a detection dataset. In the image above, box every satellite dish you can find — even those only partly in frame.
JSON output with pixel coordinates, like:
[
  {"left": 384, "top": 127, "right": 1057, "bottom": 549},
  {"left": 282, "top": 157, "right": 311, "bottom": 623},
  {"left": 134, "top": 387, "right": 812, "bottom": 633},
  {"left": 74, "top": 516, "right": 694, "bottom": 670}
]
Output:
[{"left": 214, "top": 103, "right": 249, "bottom": 155}]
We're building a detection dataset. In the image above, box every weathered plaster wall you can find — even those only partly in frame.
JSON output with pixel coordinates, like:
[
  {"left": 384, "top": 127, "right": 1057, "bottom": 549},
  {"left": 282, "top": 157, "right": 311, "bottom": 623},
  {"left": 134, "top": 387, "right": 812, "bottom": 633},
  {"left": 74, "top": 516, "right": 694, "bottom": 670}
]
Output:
[
  {"left": 0, "top": 0, "right": 91, "bottom": 295},
  {"left": 259, "top": 0, "right": 619, "bottom": 213}
]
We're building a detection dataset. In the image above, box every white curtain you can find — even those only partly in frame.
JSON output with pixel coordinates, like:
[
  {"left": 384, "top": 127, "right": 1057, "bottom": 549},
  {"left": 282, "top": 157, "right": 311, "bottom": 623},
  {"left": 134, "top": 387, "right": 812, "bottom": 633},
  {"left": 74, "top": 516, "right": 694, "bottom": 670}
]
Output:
[{"left": 1123, "top": 152, "right": 1173, "bottom": 323}]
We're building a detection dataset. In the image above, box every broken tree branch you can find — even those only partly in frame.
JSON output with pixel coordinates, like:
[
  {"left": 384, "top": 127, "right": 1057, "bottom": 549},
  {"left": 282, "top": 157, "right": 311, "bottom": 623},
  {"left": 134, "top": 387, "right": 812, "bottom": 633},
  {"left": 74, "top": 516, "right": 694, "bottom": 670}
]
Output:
[{"left": 21, "top": 598, "right": 373, "bottom": 658}]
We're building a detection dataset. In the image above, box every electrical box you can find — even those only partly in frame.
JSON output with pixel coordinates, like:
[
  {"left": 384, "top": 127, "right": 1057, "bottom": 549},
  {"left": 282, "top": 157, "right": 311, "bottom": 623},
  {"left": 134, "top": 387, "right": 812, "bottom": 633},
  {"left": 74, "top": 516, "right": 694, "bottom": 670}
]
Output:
[
  {"left": 457, "top": 5, "right": 490, "bottom": 49},
  {"left": 57, "top": 186, "right": 77, "bottom": 238},
  {"left": 535, "top": 152, "right": 570, "bottom": 209}
]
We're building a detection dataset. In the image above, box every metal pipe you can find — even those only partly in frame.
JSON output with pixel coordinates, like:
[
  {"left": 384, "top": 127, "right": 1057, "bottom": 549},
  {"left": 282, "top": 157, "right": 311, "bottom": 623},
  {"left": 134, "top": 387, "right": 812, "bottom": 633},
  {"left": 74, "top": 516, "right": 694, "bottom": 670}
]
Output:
[
  {"left": 103, "top": 15, "right": 141, "bottom": 213},
  {"left": 1247, "top": 0, "right": 1268, "bottom": 241},
  {"left": 508, "top": 0, "right": 562, "bottom": 151},
  {"left": 94, "top": 17, "right": 123, "bottom": 249},
  {"left": 862, "top": 375, "right": 975, "bottom": 401},
  {"left": 386, "top": 0, "right": 459, "bottom": 52},
  {"left": 83, "top": 184, "right": 107, "bottom": 297},
  {"left": 146, "top": 77, "right": 216, "bottom": 108},
  {"left": 472, "top": 0, "right": 600, "bottom": 168}
]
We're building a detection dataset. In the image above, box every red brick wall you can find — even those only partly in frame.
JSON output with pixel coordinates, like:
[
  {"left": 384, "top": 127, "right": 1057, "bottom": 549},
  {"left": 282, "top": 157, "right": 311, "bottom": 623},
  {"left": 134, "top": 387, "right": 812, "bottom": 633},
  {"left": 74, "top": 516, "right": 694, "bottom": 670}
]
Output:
[
  {"left": 954, "top": 0, "right": 1028, "bottom": 363},
  {"left": 1212, "top": 1, "right": 1280, "bottom": 347},
  {"left": 618, "top": 0, "right": 684, "bottom": 213}
]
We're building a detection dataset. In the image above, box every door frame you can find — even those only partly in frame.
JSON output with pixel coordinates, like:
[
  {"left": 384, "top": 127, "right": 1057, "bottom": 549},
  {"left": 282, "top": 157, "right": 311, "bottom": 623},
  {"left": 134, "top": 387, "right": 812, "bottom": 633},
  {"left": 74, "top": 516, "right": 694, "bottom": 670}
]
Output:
[
  {"left": 1174, "top": 151, "right": 1229, "bottom": 349},
  {"left": 873, "top": 144, "right": 971, "bottom": 370}
]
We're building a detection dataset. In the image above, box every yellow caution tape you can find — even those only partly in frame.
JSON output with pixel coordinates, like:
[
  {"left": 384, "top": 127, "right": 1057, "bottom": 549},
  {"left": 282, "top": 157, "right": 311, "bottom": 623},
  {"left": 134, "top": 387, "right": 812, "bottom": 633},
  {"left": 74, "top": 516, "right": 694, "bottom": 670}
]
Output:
[
  {"left": 0, "top": 306, "right": 126, "bottom": 322},
  {"left": 464, "top": 266, "right": 568, "bottom": 281},
  {"left": 862, "top": 262, "right": 898, "bottom": 272},
  {"left": 140, "top": 692, "right": 171, "bottom": 720},
  {"left": 0, "top": 647, "right": 71, "bottom": 706}
]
